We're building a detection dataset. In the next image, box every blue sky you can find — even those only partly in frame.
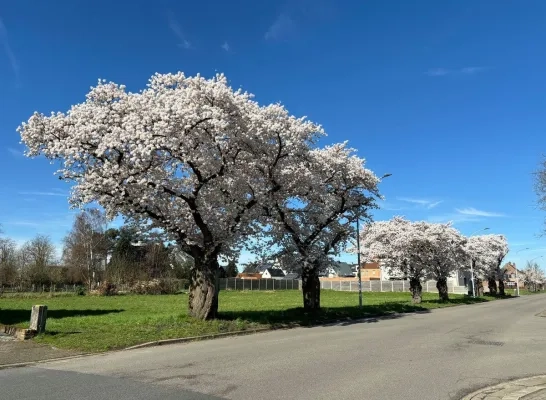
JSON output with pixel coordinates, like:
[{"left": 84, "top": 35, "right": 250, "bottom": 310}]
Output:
[{"left": 1, "top": 0, "right": 546, "bottom": 268}]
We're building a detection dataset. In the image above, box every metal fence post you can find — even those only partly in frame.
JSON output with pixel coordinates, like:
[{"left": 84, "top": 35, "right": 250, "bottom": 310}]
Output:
[
  {"left": 350, "top": 281, "right": 352, "bottom": 291},
  {"left": 426, "top": 281, "right": 429, "bottom": 292},
  {"left": 340, "top": 280, "right": 342, "bottom": 291},
  {"left": 402, "top": 281, "right": 405, "bottom": 291},
  {"left": 391, "top": 281, "right": 394, "bottom": 292},
  {"left": 369, "top": 281, "right": 372, "bottom": 291},
  {"left": 380, "top": 280, "right": 383, "bottom": 292}
]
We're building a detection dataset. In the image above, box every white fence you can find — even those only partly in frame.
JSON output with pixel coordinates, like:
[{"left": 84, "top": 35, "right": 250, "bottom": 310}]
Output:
[{"left": 320, "top": 279, "right": 467, "bottom": 294}]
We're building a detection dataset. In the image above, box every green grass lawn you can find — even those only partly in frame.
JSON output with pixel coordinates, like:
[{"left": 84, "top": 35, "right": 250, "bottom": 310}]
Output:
[
  {"left": 513, "top": 289, "right": 546, "bottom": 295},
  {"left": 0, "top": 290, "right": 500, "bottom": 352}
]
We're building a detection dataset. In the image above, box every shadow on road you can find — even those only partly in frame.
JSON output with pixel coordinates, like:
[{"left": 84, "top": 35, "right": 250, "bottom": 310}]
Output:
[{"left": 0, "top": 309, "right": 124, "bottom": 326}]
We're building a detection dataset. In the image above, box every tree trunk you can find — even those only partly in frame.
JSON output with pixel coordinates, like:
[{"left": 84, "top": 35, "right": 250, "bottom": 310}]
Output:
[
  {"left": 188, "top": 258, "right": 219, "bottom": 320},
  {"left": 475, "top": 278, "right": 484, "bottom": 296},
  {"left": 498, "top": 279, "right": 505, "bottom": 297},
  {"left": 488, "top": 277, "right": 497, "bottom": 296},
  {"left": 301, "top": 265, "right": 320, "bottom": 312},
  {"left": 436, "top": 277, "right": 449, "bottom": 302},
  {"left": 409, "top": 277, "right": 422, "bottom": 304}
]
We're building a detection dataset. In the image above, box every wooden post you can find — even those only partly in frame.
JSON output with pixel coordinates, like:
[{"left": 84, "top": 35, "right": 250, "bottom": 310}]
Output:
[{"left": 30, "top": 305, "right": 48, "bottom": 333}]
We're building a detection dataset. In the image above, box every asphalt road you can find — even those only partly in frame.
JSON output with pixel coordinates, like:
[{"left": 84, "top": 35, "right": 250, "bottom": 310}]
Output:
[{"left": 2, "top": 294, "right": 546, "bottom": 400}]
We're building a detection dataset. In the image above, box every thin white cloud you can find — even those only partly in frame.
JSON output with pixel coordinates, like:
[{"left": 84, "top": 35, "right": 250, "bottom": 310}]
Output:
[
  {"left": 377, "top": 200, "right": 406, "bottom": 211},
  {"left": 4, "top": 221, "right": 40, "bottom": 227},
  {"left": 265, "top": 14, "right": 296, "bottom": 40},
  {"left": 460, "top": 66, "right": 488, "bottom": 75},
  {"left": 456, "top": 207, "right": 505, "bottom": 217},
  {"left": 426, "top": 68, "right": 450, "bottom": 77},
  {"left": 18, "top": 191, "right": 67, "bottom": 197},
  {"left": 221, "top": 41, "right": 230, "bottom": 52},
  {"left": 7, "top": 147, "right": 23, "bottom": 156},
  {"left": 426, "top": 66, "right": 488, "bottom": 77},
  {"left": 397, "top": 197, "right": 442, "bottom": 209},
  {"left": 0, "top": 16, "right": 19, "bottom": 79},
  {"left": 168, "top": 13, "right": 191, "bottom": 49},
  {"left": 427, "top": 213, "right": 480, "bottom": 225},
  {"left": 427, "top": 201, "right": 443, "bottom": 209}
]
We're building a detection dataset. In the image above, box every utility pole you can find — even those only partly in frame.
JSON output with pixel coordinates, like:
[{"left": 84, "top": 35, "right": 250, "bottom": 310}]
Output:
[
  {"left": 357, "top": 218, "right": 362, "bottom": 309},
  {"left": 513, "top": 248, "right": 531, "bottom": 297},
  {"left": 468, "top": 228, "right": 490, "bottom": 297}
]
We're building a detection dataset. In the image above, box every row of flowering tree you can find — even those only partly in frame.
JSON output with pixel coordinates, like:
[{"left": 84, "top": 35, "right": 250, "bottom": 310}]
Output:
[
  {"left": 18, "top": 72, "right": 383, "bottom": 319},
  {"left": 359, "top": 217, "right": 509, "bottom": 303}
]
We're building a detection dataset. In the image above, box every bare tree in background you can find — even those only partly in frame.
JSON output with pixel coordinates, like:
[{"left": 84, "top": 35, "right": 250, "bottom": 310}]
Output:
[
  {"left": 0, "top": 225, "right": 18, "bottom": 286},
  {"left": 21, "top": 235, "right": 55, "bottom": 285},
  {"left": 535, "top": 159, "right": 546, "bottom": 233},
  {"left": 522, "top": 260, "right": 545, "bottom": 291},
  {"left": 63, "top": 209, "right": 108, "bottom": 290}
]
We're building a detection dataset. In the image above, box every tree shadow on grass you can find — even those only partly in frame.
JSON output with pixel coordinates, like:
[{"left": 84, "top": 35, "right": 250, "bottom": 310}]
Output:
[
  {"left": 218, "top": 295, "right": 499, "bottom": 329},
  {"left": 0, "top": 309, "right": 124, "bottom": 326},
  {"left": 425, "top": 296, "right": 491, "bottom": 305},
  {"left": 218, "top": 302, "right": 432, "bottom": 329}
]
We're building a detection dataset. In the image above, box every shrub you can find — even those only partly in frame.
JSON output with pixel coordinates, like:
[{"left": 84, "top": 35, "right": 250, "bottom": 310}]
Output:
[
  {"left": 75, "top": 285, "right": 86, "bottom": 296},
  {"left": 129, "top": 279, "right": 185, "bottom": 295},
  {"left": 98, "top": 282, "right": 118, "bottom": 296}
]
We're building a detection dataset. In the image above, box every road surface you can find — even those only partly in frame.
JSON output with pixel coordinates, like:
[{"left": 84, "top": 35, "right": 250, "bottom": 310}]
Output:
[{"left": 2, "top": 294, "right": 546, "bottom": 400}]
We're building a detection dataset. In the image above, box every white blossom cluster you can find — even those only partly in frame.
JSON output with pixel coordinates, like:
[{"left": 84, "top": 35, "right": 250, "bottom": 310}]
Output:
[
  {"left": 466, "top": 234, "right": 509, "bottom": 279},
  {"left": 18, "top": 72, "right": 381, "bottom": 283},
  {"left": 359, "top": 217, "right": 511, "bottom": 284}
]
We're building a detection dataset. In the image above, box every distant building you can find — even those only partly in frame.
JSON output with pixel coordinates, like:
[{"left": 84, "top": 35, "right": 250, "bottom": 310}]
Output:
[
  {"left": 502, "top": 262, "right": 524, "bottom": 288},
  {"left": 261, "top": 268, "right": 286, "bottom": 280},
  {"left": 236, "top": 273, "right": 262, "bottom": 280},
  {"left": 325, "top": 261, "right": 355, "bottom": 278},
  {"left": 358, "top": 261, "right": 381, "bottom": 281}
]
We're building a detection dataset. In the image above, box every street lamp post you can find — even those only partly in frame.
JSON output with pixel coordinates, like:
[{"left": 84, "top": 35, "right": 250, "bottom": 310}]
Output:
[
  {"left": 469, "top": 228, "right": 490, "bottom": 298},
  {"left": 356, "top": 173, "right": 391, "bottom": 309},
  {"left": 356, "top": 218, "right": 362, "bottom": 309}
]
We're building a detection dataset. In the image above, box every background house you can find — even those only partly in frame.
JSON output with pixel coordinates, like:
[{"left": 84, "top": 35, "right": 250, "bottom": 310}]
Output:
[
  {"left": 261, "top": 268, "right": 286, "bottom": 280},
  {"left": 502, "top": 262, "right": 524, "bottom": 288},
  {"left": 283, "top": 272, "right": 300, "bottom": 280},
  {"left": 359, "top": 261, "right": 381, "bottom": 281},
  {"left": 325, "top": 261, "right": 355, "bottom": 278},
  {"left": 236, "top": 273, "right": 262, "bottom": 279}
]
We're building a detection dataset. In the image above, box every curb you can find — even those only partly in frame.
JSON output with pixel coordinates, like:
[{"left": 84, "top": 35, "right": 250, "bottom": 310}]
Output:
[
  {"left": 124, "top": 328, "right": 273, "bottom": 350},
  {"left": 124, "top": 311, "right": 432, "bottom": 351},
  {"left": 0, "top": 353, "right": 91, "bottom": 371},
  {"left": 461, "top": 374, "right": 546, "bottom": 399}
]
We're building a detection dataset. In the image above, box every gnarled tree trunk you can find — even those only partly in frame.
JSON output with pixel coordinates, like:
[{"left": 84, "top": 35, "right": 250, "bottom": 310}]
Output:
[
  {"left": 409, "top": 277, "right": 422, "bottom": 304},
  {"left": 498, "top": 279, "right": 505, "bottom": 297},
  {"left": 436, "top": 277, "right": 449, "bottom": 302},
  {"left": 188, "top": 257, "right": 219, "bottom": 320},
  {"left": 488, "top": 277, "right": 497, "bottom": 296},
  {"left": 301, "top": 264, "right": 320, "bottom": 312}
]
